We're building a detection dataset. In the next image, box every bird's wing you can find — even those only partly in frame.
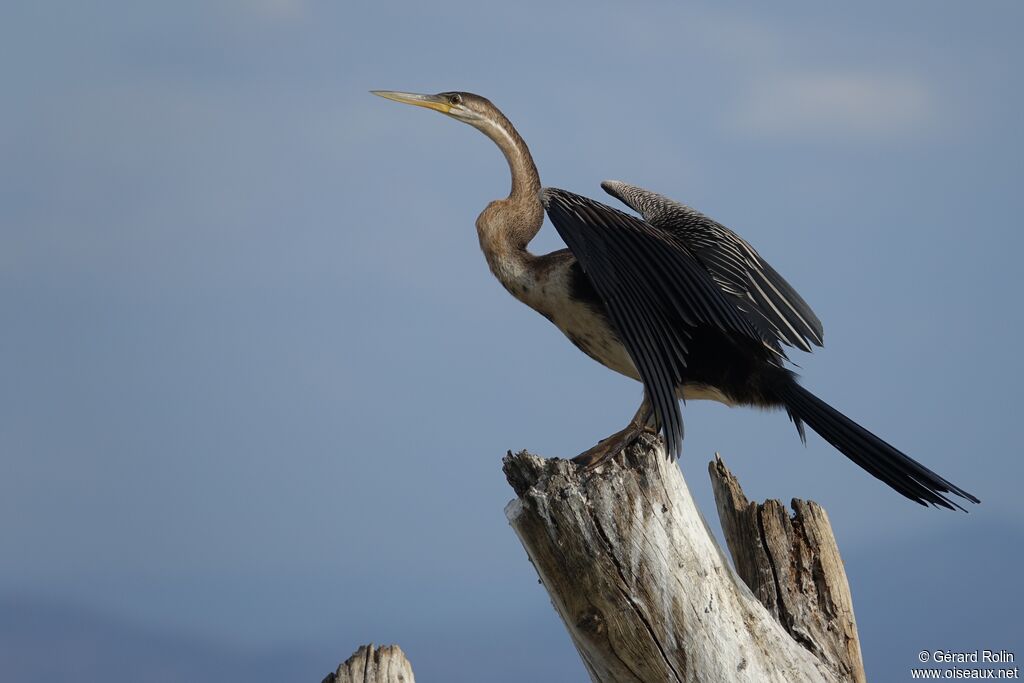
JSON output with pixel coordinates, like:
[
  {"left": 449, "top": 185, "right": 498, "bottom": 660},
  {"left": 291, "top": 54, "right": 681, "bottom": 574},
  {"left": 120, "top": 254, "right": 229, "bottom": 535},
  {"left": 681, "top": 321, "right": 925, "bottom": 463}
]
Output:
[
  {"left": 602, "top": 181, "right": 824, "bottom": 353},
  {"left": 541, "top": 187, "right": 772, "bottom": 459}
]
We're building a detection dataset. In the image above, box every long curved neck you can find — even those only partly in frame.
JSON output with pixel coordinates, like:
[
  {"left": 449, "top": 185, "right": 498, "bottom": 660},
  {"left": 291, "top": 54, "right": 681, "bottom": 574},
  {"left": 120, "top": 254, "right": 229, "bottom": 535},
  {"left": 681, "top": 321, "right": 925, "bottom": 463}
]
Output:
[
  {"left": 474, "top": 111, "right": 544, "bottom": 296},
  {"left": 491, "top": 114, "right": 541, "bottom": 201}
]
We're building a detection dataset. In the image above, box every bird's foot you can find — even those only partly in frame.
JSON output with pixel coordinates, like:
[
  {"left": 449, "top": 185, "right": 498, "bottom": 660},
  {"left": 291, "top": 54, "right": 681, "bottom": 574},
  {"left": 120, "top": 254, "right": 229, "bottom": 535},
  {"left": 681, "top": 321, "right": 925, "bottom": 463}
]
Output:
[
  {"left": 572, "top": 424, "right": 646, "bottom": 470},
  {"left": 572, "top": 398, "right": 658, "bottom": 470}
]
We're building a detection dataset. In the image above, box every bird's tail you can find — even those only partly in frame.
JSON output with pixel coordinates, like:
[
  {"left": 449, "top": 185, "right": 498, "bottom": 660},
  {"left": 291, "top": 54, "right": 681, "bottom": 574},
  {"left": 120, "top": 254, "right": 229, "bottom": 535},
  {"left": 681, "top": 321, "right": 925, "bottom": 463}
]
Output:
[{"left": 776, "top": 381, "right": 979, "bottom": 511}]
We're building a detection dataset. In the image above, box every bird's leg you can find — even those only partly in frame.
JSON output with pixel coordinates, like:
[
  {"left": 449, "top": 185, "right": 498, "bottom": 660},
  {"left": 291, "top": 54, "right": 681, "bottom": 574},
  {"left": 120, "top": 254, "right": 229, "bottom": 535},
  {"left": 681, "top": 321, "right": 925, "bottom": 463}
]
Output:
[{"left": 572, "top": 397, "right": 656, "bottom": 469}]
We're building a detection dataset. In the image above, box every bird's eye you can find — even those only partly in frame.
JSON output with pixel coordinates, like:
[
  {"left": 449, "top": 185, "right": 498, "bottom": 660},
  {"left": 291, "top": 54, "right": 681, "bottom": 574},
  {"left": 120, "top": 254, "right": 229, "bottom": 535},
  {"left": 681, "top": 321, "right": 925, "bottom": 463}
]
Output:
[{"left": 448, "top": 93, "right": 463, "bottom": 106}]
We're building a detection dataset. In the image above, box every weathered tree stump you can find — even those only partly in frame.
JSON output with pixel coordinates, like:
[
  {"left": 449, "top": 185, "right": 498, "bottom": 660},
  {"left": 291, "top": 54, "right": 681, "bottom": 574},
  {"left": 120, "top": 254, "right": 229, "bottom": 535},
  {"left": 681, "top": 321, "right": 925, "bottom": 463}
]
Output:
[
  {"left": 322, "top": 644, "right": 415, "bottom": 683},
  {"left": 503, "top": 435, "right": 865, "bottom": 683},
  {"left": 710, "top": 454, "right": 865, "bottom": 683}
]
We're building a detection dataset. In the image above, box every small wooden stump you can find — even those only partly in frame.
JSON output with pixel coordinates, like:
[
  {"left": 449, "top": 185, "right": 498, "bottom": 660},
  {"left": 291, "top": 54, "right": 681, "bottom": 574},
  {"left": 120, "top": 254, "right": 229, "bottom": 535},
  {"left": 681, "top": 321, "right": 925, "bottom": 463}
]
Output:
[
  {"left": 322, "top": 644, "right": 415, "bottom": 683},
  {"left": 503, "top": 435, "right": 865, "bottom": 683}
]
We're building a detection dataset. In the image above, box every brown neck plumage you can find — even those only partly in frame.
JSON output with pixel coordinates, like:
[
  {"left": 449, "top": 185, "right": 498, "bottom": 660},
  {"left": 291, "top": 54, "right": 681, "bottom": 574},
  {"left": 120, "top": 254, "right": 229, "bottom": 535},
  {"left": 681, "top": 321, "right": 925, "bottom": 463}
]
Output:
[
  {"left": 474, "top": 109, "right": 544, "bottom": 280},
  {"left": 491, "top": 111, "right": 542, "bottom": 203}
]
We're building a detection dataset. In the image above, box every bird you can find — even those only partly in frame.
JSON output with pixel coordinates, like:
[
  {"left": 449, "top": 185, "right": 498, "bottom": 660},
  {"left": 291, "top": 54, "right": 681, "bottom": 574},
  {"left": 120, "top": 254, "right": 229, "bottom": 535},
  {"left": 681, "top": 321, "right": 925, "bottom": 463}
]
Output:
[{"left": 371, "top": 89, "right": 978, "bottom": 511}]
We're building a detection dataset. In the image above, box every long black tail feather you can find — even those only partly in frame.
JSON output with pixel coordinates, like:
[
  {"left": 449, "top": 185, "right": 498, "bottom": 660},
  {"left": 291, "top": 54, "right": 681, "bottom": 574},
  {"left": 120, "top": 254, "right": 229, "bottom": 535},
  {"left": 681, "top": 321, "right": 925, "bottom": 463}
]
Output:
[{"left": 777, "top": 382, "right": 979, "bottom": 511}]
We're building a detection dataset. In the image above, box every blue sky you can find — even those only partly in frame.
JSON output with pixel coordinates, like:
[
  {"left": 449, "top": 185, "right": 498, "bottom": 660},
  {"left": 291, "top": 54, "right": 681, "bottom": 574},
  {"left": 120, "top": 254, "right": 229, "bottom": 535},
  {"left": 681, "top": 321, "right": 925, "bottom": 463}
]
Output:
[{"left": 2, "top": 1, "right": 1022, "bottom": 681}]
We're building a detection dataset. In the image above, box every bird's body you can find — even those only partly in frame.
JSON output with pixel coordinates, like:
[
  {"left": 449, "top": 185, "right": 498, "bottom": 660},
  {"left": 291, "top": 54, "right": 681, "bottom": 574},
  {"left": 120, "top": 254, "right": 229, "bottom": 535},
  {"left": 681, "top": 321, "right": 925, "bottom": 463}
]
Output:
[
  {"left": 373, "top": 89, "right": 978, "bottom": 510},
  {"left": 503, "top": 249, "right": 739, "bottom": 405},
  {"left": 509, "top": 253, "right": 643, "bottom": 383}
]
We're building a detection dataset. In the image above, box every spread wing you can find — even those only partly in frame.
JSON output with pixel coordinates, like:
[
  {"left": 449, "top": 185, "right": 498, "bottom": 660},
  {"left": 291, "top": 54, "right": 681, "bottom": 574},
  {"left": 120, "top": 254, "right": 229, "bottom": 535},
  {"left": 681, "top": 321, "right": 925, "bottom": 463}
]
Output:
[
  {"left": 602, "top": 180, "right": 824, "bottom": 353},
  {"left": 541, "top": 187, "right": 775, "bottom": 459}
]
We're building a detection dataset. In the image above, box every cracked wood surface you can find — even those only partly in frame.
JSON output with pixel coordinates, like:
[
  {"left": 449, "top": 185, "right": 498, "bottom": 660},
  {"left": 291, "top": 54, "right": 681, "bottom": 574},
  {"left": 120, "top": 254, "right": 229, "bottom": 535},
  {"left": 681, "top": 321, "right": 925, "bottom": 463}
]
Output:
[
  {"left": 322, "top": 644, "right": 414, "bottom": 683},
  {"left": 709, "top": 455, "right": 865, "bottom": 683},
  {"left": 503, "top": 435, "right": 862, "bottom": 683}
]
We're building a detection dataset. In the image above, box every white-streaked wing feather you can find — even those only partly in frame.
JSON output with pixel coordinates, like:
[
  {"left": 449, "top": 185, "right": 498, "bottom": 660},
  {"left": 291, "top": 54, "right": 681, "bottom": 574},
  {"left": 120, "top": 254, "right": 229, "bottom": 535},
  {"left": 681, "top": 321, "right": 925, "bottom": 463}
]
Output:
[{"left": 602, "top": 181, "right": 824, "bottom": 353}]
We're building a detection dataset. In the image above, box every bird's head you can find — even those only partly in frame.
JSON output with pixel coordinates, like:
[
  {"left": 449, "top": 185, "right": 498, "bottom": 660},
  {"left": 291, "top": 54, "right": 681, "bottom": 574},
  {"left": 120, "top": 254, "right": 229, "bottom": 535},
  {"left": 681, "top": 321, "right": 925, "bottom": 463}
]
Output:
[
  {"left": 371, "top": 89, "right": 539, "bottom": 199},
  {"left": 371, "top": 89, "right": 507, "bottom": 135}
]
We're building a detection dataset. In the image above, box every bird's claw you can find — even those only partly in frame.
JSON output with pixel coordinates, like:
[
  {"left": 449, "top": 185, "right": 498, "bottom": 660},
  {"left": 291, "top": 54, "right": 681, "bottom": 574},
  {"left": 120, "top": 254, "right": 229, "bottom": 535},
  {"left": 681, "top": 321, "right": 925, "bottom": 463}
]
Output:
[{"left": 571, "top": 429, "right": 643, "bottom": 470}]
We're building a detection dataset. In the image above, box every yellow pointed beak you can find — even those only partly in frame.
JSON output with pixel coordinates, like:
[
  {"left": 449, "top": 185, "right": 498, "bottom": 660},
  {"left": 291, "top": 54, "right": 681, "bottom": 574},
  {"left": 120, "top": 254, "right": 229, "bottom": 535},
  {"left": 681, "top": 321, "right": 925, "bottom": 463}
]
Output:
[{"left": 371, "top": 90, "right": 451, "bottom": 114}]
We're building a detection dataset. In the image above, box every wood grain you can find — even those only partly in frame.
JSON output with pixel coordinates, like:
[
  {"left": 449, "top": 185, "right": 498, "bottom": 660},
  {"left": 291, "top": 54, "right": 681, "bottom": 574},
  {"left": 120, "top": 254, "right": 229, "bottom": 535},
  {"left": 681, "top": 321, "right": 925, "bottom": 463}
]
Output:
[
  {"left": 323, "top": 644, "right": 415, "bottom": 683},
  {"left": 503, "top": 436, "right": 863, "bottom": 682}
]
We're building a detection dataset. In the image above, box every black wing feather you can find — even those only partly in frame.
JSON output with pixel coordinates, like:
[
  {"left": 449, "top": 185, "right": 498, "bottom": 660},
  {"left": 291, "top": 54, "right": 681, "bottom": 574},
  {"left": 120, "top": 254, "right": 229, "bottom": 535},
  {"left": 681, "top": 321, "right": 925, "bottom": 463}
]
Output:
[
  {"left": 541, "top": 187, "right": 767, "bottom": 458},
  {"left": 602, "top": 181, "right": 824, "bottom": 353}
]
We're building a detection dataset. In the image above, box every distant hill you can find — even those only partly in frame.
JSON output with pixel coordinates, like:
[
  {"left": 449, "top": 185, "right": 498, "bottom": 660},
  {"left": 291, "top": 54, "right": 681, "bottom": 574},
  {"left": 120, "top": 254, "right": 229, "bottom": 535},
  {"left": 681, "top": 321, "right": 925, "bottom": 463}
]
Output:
[{"left": 0, "top": 598, "right": 320, "bottom": 683}]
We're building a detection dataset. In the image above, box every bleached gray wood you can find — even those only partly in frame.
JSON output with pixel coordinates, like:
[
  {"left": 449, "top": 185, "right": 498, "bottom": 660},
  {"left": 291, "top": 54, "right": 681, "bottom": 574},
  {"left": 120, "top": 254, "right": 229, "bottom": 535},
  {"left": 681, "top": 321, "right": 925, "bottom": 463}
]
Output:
[
  {"left": 322, "top": 644, "right": 414, "bottom": 683},
  {"left": 709, "top": 455, "right": 865, "bottom": 683},
  {"left": 503, "top": 435, "right": 861, "bottom": 683}
]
